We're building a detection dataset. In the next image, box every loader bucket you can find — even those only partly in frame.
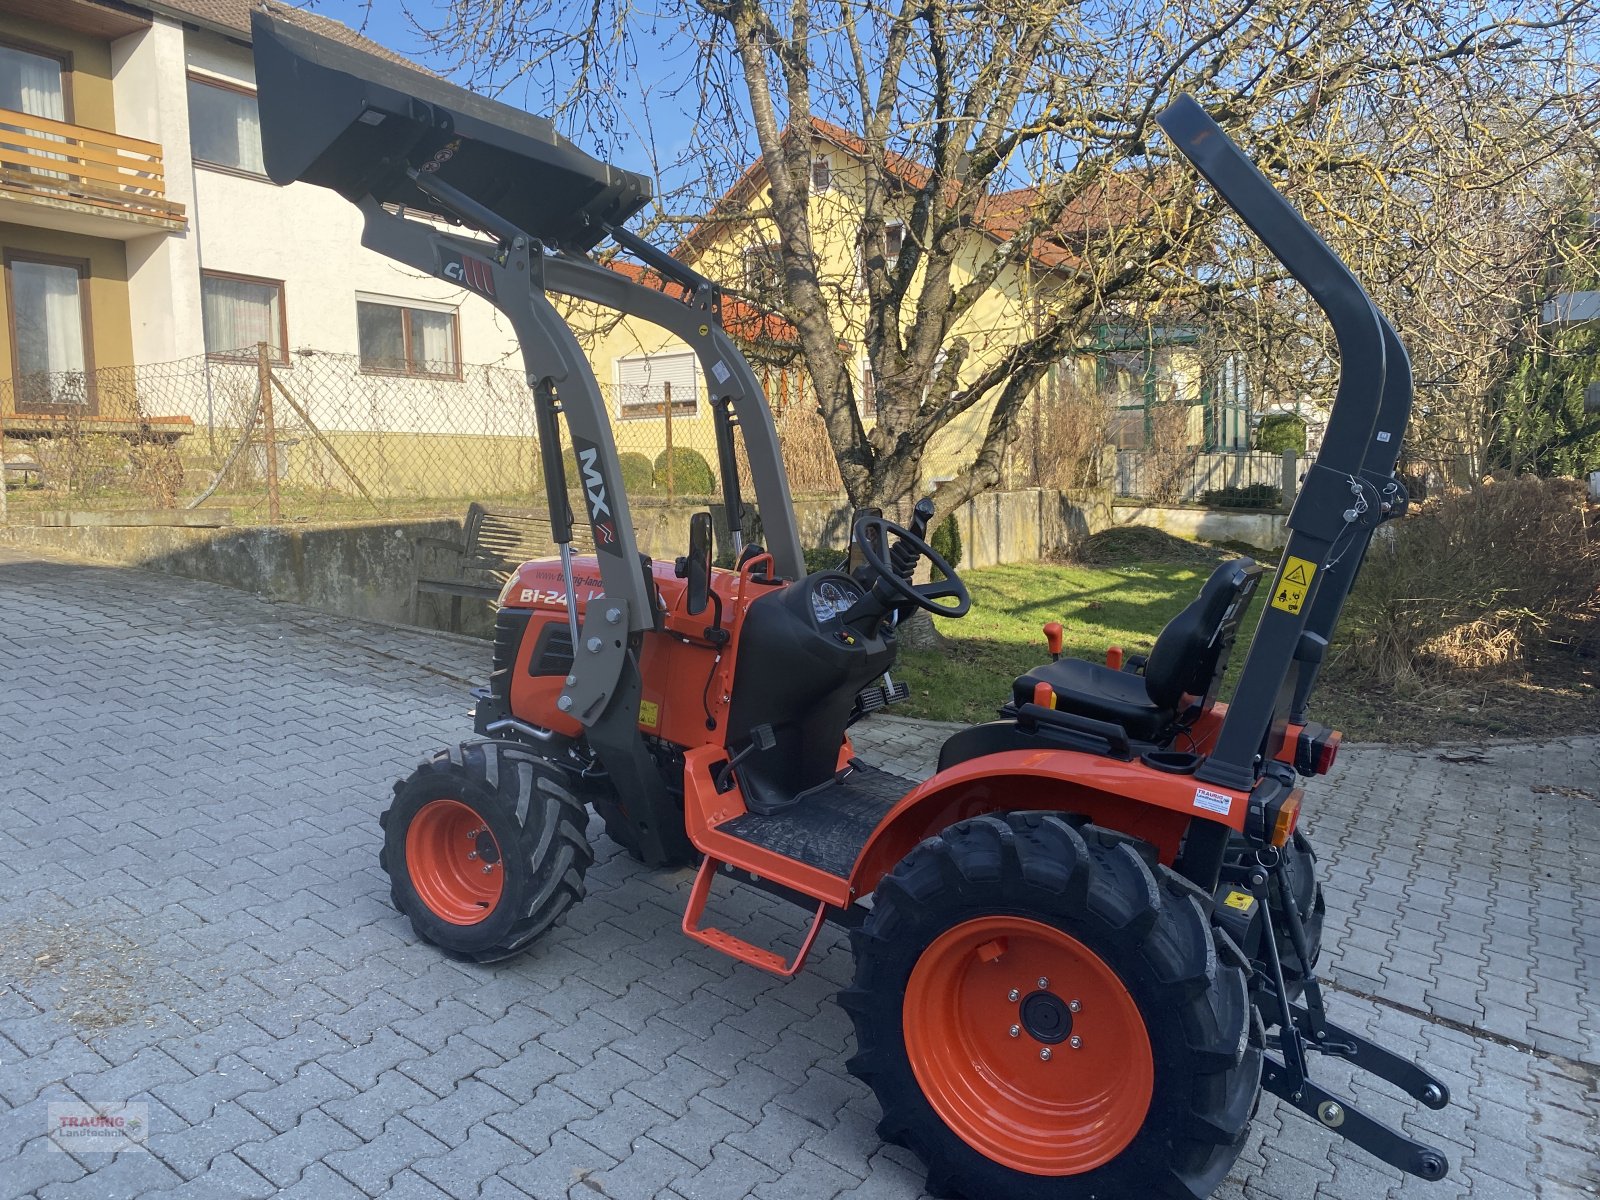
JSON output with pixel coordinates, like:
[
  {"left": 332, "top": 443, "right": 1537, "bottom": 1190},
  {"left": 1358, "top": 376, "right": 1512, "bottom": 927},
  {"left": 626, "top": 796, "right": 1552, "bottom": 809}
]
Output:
[{"left": 249, "top": 9, "right": 651, "bottom": 252}]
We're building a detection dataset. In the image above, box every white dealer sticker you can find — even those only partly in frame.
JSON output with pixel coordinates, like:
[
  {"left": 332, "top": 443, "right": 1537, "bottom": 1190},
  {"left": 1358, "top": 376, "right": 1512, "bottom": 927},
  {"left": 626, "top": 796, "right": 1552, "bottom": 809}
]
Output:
[
  {"left": 1193, "top": 787, "right": 1234, "bottom": 816},
  {"left": 711, "top": 360, "right": 732, "bottom": 383}
]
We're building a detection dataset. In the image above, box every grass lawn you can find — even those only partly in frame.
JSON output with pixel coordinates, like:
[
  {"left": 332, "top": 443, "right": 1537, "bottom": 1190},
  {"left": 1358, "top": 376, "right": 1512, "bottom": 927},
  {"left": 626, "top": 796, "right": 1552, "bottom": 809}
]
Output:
[{"left": 894, "top": 535, "right": 1599, "bottom": 745}]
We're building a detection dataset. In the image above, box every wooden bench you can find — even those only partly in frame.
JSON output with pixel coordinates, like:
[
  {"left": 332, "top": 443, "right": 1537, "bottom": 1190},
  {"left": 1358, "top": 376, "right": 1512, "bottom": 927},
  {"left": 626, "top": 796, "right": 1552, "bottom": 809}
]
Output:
[{"left": 412, "top": 503, "right": 587, "bottom": 630}]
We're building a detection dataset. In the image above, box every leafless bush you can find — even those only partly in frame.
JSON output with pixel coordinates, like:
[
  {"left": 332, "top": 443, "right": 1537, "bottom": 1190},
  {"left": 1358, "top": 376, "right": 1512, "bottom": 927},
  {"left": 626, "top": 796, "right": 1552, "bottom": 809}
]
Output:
[
  {"left": 1032, "top": 381, "right": 1113, "bottom": 491},
  {"left": 1339, "top": 476, "right": 1599, "bottom": 689},
  {"left": 1143, "top": 401, "right": 1199, "bottom": 504}
]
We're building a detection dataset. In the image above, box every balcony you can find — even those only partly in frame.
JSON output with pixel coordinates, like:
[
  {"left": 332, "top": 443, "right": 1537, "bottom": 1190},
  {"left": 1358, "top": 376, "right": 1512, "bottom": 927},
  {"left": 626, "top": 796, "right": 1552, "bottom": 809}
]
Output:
[{"left": 0, "top": 109, "right": 187, "bottom": 239}]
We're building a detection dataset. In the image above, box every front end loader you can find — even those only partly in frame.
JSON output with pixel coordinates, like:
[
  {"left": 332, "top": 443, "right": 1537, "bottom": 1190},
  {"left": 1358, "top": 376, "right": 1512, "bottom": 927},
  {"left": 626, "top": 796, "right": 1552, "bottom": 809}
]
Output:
[{"left": 255, "top": 12, "right": 1452, "bottom": 1196}]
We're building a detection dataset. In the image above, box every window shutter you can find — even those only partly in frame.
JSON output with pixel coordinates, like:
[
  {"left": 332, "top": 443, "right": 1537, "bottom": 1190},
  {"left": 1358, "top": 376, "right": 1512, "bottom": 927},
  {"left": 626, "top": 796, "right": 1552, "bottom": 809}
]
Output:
[{"left": 617, "top": 351, "right": 700, "bottom": 418}]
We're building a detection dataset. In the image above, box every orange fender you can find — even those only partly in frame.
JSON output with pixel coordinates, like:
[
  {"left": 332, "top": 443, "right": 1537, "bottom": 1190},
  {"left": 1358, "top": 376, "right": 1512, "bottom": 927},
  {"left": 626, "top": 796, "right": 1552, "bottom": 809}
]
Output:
[{"left": 846, "top": 748, "right": 1248, "bottom": 900}]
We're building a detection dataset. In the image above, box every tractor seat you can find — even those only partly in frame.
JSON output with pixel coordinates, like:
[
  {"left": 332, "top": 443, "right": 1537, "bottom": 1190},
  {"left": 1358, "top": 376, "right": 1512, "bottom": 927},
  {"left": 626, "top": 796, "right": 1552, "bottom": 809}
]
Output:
[{"left": 1012, "top": 556, "right": 1263, "bottom": 744}]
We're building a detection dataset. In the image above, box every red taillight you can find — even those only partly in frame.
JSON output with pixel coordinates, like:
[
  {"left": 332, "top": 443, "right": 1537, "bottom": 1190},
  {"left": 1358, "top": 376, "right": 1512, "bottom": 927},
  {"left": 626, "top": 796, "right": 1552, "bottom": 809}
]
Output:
[{"left": 1294, "top": 724, "right": 1341, "bottom": 775}]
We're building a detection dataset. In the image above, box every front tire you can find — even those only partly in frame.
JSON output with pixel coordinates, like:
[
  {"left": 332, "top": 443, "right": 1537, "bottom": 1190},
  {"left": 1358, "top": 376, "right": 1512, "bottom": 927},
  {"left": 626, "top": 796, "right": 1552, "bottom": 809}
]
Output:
[
  {"left": 842, "top": 813, "right": 1260, "bottom": 1200},
  {"left": 380, "top": 741, "right": 592, "bottom": 963}
]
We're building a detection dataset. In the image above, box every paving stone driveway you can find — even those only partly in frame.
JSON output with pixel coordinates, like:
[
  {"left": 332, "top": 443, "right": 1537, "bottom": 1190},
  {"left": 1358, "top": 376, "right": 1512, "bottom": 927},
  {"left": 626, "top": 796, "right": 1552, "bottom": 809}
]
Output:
[{"left": 1, "top": 548, "right": 1595, "bottom": 1200}]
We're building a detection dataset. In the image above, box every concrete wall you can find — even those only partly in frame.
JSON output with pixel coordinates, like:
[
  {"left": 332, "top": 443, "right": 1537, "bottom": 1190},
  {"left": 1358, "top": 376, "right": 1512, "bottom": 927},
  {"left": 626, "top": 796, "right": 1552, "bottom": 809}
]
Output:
[
  {"left": 0, "top": 517, "right": 454, "bottom": 626},
  {"left": 0, "top": 486, "right": 1110, "bottom": 633},
  {"left": 1111, "top": 501, "right": 1287, "bottom": 550}
]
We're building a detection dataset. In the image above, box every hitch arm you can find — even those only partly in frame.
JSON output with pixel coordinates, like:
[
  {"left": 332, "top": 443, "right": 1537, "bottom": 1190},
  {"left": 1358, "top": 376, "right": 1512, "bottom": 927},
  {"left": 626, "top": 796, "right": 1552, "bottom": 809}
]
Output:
[{"left": 1262, "top": 1061, "right": 1450, "bottom": 1182}]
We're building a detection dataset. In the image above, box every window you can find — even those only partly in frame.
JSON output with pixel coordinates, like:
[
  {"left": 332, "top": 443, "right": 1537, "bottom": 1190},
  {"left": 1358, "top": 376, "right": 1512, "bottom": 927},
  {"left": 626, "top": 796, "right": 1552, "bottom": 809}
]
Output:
[
  {"left": 5, "top": 251, "right": 92, "bottom": 409},
  {"left": 858, "top": 355, "right": 877, "bottom": 420},
  {"left": 741, "top": 242, "right": 783, "bottom": 295},
  {"left": 0, "top": 41, "right": 70, "bottom": 180},
  {"left": 857, "top": 221, "right": 904, "bottom": 288},
  {"left": 357, "top": 296, "right": 460, "bottom": 377},
  {"left": 616, "top": 351, "right": 698, "bottom": 420},
  {"left": 201, "top": 271, "right": 285, "bottom": 361},
  {"left": 187, "top": 73, "right": 265, "bottom": 175},
  {"left": 811, "top": 155, "right": 832, "bottom": 191},
  {"left": 0, "top": 42, "right": 68, "bottom": 120}
]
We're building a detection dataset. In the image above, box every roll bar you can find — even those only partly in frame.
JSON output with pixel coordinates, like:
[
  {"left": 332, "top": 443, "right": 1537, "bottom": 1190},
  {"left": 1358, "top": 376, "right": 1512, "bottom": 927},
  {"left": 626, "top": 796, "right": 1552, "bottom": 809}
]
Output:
[{"left": 1157, "top": 97, "right": 1412, "bottom": 883}]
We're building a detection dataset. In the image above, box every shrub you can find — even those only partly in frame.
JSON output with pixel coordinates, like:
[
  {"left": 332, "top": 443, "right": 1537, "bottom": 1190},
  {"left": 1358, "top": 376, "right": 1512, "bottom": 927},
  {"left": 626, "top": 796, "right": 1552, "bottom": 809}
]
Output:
[
  {"left": 655, "top": 447, "right": 716, "bottom": 495},
  {"left": 618, "top": 451, "right": 657, "bottom": 495},
  {"left": 804, "top": 546, "right": 848, "bottom": 574},
  {"left": 1255, "top": 413, "right": 1307, "bottom": 455},
  {"left": 1338, "top": 476, "right": 1599, "bottom": 689},
  {"left": 1200, "top": 482, "right": 1283, "bottom": 509},
  {"left": 929, "top": 512, "right": 963, "bottom": 570}
]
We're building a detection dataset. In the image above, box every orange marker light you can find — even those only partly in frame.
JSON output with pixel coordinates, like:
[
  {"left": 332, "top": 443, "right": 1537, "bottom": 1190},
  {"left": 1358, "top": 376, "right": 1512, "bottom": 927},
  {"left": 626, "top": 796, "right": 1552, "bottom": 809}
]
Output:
[
  {"left": 1043, "top": 621, "right": 1063, "bottom": 660},
  {"left": 1271, "top": 791, "right": 1303, "bottom": 848}
]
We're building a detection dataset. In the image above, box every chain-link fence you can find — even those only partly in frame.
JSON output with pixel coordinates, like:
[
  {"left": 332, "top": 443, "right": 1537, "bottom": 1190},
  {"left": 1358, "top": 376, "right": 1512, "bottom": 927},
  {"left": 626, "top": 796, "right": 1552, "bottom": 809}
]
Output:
[{"left": 0, "top": 345, "right": 845, "bottom": 525}]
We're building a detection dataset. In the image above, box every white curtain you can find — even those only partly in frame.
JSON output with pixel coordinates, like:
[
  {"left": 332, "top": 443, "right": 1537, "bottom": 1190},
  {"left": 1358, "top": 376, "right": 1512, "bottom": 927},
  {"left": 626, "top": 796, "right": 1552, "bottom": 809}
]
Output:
[
  {"left": 11, "top": 260, "right": 87, "bottom": 403},
  {"left": 202, "top": 275, "right": 278, "bottom": 357},
  {"left": 0, "top": 45, "right": 67, "bottom": 180},
  {"left": 411, "top": 309, "right": 455, "bottom": 371},
  {"left": 233, "top": 95, "right": 264, "bottom": 175},
  {"left": 0, "top": 46, "right": 65, "bottom": 118}
]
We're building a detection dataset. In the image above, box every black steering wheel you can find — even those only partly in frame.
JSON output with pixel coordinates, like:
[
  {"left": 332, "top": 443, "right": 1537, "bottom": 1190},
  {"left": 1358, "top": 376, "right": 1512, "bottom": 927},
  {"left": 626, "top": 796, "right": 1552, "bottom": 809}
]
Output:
[{"left": 852, "top": 514, "right": 972, "bottom": 618}]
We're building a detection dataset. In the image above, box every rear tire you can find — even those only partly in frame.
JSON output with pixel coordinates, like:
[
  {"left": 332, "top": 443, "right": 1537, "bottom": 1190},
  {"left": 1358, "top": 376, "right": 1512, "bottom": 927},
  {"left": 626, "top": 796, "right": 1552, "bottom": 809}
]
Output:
[
  {"left": 380, "top": 741, "right": 592, "bottom": 963},
  {"left": 842, "top": 813, "right": 1260, "bottom": 1200}
]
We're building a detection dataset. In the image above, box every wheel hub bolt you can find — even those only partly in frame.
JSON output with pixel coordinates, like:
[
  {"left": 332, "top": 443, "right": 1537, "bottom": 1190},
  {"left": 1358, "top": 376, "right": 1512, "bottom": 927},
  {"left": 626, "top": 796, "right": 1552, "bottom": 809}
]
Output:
[
  {"left": 467, "top": 851, "right": 478, "bottom": 860},
  {"left": 1009, "top": 1025, "right": 1021, "bottom": 1038},
  {"left": 1037, "top": 977, "right": 1049, "bottom": 989},
  {"left": 1069, "top": 999, "right": 1081, "bottom": 1013},
  {"left": 1008, "top": 989, "right": 1020, "bottom": 1002},
  {"left": 482, "top": 864, "right": 495, "bottom": 875},
  {"left": 1039, "top": 1048, "right": 1052, "bottom": 1061},
  {"left": 1070, "top": 1035, "right": 1083, "bottom": 1050}
]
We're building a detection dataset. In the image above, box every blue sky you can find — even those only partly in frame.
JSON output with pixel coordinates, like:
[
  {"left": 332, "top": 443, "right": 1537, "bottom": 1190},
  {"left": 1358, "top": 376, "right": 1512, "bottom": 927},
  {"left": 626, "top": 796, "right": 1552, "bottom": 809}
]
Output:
[{"left": 301, "top": 1, "right": 702, "bottom": 184}]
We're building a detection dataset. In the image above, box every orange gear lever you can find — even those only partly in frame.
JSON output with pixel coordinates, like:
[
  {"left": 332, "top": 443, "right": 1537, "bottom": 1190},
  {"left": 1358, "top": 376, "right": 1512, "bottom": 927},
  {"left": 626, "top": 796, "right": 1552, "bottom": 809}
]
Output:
[
  {"left": 1043, "top": 621, "right": 1063, "bottom": 661},
  {"left": 1106, "top": 645, "right": 1124, "bottom": 670}
]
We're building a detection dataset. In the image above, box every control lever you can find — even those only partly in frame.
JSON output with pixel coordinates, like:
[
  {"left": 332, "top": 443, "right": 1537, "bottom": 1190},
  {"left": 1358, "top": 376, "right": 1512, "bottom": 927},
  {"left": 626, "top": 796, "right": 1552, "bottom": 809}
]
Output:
[
  {"left": 1043, "top": 621, "right": 1063, "bottom": 661},
  {"left": 714, "top": 724, "right": 775, "bottom": 792},
  {"left": 889, "top": 497, "right": 936, "bottom": 583}
]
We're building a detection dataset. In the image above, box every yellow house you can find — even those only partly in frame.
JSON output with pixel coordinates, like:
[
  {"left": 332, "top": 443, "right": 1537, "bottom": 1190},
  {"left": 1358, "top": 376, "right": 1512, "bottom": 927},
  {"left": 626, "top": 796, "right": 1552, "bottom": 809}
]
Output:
[{"left": 561, "top": 118, "right": 1240, "bottom": 494}]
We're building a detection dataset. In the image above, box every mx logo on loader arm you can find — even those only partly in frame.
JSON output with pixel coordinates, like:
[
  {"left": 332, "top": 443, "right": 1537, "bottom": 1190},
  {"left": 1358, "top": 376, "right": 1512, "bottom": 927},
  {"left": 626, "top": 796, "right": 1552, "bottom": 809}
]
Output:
[{"left": 574, "top": 439, "right": 621, "bottom": 554}]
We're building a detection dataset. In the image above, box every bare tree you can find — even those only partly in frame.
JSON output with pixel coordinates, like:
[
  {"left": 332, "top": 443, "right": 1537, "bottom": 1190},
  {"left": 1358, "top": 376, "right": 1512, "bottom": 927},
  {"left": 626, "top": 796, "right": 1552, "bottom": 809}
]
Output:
[{"left": 414, "top": 0, "right": 1600, "bottom": 515}]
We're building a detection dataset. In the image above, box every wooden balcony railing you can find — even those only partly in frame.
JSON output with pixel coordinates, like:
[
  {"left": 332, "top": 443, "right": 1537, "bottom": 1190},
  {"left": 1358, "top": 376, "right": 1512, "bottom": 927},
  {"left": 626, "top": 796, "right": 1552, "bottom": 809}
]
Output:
[{"left": 0, "top": 108, "right": 186, "bottom": 230}]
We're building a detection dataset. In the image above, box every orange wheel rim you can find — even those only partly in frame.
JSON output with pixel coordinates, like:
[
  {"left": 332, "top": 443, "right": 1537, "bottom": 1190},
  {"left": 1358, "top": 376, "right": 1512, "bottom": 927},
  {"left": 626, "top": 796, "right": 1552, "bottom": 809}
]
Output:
[
  {"left": 405, "top": 799, "right": 503, "bottom": 925},
  {"left": 903, "top": 915, "right": 1155, "bottom": 1176}
]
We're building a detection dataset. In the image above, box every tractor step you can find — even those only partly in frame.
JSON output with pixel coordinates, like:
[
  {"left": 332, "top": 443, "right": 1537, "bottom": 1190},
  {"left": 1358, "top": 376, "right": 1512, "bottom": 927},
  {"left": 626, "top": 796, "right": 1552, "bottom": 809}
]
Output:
[{"left": 682, "top": 856, "right": 829, "bottom": 977}]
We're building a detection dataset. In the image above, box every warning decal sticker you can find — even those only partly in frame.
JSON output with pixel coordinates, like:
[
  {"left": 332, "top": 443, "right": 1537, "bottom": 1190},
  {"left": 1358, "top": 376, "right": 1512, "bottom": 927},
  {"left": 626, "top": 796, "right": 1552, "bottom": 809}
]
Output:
[
  {"left": 1270, "top": 555, "right": 1318, "bottom": 615},
  {"left": 1223, "top": 891, "right": 1255, "bottom": 912},
  {"left": 638, "top": 699, "right": 660, "bottom": 728}
]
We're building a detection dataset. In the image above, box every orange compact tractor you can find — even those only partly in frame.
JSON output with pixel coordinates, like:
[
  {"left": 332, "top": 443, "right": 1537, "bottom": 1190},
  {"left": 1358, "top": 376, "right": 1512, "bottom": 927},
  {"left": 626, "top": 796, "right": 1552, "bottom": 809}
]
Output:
[{"left": 256, "top": 13, "right": 1452, "bottom": 1197}]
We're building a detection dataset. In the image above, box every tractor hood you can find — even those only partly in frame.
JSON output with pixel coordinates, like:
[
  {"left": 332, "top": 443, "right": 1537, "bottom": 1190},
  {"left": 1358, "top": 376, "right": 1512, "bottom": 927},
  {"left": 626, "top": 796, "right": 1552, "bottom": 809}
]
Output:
[{"left": 249, "top": 9, "right": 651, "bottom": 252}]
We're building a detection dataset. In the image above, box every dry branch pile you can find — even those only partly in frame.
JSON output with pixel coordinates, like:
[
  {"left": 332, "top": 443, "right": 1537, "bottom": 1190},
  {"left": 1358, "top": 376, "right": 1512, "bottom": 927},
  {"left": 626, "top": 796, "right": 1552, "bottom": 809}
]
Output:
[{"left": 1339, "top": 477, "right": 1600, "bottom": 689}]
